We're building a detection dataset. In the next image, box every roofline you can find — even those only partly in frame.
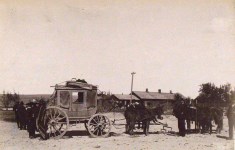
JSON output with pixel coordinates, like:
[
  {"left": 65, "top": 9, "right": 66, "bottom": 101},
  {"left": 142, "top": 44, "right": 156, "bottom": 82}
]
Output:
[
  {"left": 132, "top": 91, "right": 175, "bottom": 94},
  {"left": 111, "top": 94, "right": 140, "bottom": 101}
]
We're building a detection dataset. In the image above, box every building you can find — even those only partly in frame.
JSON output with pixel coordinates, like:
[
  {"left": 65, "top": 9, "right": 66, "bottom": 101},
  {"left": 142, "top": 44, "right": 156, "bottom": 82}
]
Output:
[
  {"left": 111, "top": 94, "right": 139, "bottom": 107},
  {"left": 111, "top": 89, "right": 184, "bottom": 113},
  {"left": 132, "top": 89, "right": 177, "bottom": 109}
]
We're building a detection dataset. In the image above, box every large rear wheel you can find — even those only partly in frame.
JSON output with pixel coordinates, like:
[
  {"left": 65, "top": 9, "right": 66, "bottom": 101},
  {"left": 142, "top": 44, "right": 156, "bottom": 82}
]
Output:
[{"left": 44, "top": 106, "right": 69, "bottom": 139}]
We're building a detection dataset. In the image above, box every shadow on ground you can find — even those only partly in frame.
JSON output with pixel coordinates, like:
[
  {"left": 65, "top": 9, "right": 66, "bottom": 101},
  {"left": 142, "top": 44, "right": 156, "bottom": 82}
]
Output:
[{"left": 216, "top": 135, "right": 230, "bottom": 140}]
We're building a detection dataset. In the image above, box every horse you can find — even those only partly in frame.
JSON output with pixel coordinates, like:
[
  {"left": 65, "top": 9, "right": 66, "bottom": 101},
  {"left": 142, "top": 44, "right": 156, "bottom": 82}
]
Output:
[
  {"left": 124, "top": 103, "right": 164, "bottom": 135},
  {"left": 183, "top": 106, "right": 223, "bottom": 134},
  {"left": 210, "top": 107, "right": 223, "bottom": 133}
]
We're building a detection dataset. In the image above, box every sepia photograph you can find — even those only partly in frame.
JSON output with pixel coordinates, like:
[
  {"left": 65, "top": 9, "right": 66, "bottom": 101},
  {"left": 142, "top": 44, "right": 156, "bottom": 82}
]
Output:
[{"left": 0, "top": 0, "right": 235, "bottom": 149}]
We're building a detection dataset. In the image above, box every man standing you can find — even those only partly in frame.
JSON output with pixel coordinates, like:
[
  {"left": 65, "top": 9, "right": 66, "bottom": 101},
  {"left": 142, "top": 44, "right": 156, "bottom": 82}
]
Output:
[
  {"left": 18, "top": 102, "right": 26, "bottom": 130},
  {"left": 227, "top": 101, "right": 235, "bottom": 140},
  {"left": 177, "top": 100, "right": 186, "bottom": 137},
  {"left": 27, "top": 99, "right": 39, "bottom": 139},
  {"left": 13, "top": 102, "right": 20, "bottom": 128}
]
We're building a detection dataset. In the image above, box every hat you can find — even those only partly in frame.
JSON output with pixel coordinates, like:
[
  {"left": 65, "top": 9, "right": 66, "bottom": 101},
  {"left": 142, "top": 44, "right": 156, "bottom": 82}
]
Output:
[{"left": 32, "top": 99, "right": 37, "bottom": 103}]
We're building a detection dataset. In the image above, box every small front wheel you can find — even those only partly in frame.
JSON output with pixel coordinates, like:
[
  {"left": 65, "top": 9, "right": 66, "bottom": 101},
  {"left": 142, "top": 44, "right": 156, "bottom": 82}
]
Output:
[{"left": 87, "top": 114, "right": 111, "bottom": 138}]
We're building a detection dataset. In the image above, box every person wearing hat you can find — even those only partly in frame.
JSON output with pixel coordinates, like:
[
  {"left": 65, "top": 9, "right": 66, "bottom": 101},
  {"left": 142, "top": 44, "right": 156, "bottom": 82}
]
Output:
[
  {"left": 13, "top": 101, "right": 20, "bottom": 128},
  {"left": 227, "top": 101, "right": 235, "bottom": 140},
  {"left": 27, "top": 99, "right": 39, "bottom": 139},
  {"left": 18, "top": 101, "right": 27, "bottom": 130},
  {"left": 177, "top": 100, "right": 187, "bottom": 137}
]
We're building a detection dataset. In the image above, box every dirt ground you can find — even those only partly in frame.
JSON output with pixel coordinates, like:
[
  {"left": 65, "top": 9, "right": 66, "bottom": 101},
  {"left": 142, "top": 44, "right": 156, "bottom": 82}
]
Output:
[{"left": 0, "top": 112, "right": 234, "bottom": 150}]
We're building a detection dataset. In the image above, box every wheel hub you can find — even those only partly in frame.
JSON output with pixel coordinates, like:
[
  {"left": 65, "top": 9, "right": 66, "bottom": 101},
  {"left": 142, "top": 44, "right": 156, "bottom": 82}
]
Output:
[{"left": 49, "top": 119, "right": 57, "bottom": 126}]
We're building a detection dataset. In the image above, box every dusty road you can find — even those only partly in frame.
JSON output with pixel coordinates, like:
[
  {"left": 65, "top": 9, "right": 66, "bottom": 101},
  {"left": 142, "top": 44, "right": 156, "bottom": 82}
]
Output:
[{"left": 0, "top": 113, "right": 234, "bottom": 150}]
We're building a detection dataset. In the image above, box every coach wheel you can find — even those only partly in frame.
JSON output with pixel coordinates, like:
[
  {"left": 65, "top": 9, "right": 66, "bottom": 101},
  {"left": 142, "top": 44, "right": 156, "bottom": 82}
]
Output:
[
  {"left": 45, "top": 106, "right": 69, "bottom": 139},
  {"left": 87, "top": 114, "right": 111, "bottom": 138}
]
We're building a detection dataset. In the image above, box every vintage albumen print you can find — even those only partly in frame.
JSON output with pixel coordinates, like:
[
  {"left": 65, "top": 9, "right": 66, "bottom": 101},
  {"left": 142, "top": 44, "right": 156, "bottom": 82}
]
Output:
[{"left": 0, "top": 0, "right": 235, "bottom": 150}]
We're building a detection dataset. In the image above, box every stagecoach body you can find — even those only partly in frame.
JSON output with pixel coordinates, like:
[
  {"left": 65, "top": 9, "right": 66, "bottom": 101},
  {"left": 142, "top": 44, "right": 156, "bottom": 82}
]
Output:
[
  {"left": 52, "top": 81, "right": 98, "bottom": 118},
  {"left": 36, "top": 80, "right": 111, "bottom": 139}
]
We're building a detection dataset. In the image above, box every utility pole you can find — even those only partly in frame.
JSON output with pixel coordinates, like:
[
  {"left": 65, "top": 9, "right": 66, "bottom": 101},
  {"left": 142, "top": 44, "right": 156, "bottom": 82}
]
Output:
[{"left": 130, "top": 72, "right": 136, "bottom": 104}]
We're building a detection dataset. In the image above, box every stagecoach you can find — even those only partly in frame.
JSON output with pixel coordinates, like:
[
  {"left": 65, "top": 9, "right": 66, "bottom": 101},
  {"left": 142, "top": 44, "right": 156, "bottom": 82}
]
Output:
[{"left": 36, "top": 79, "right": 111, "bottom": 139}]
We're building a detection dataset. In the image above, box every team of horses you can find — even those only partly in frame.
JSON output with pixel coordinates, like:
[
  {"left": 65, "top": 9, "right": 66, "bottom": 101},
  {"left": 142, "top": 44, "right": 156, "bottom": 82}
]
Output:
[
  {"left": 183, "top": 106, "right": 223, "bottom": 134},
  {"left": 123, "top": 102, "right": 224, "bottom": 136},
  {"left": 124, "top": 103, "right": 164, "bottom": 135}
]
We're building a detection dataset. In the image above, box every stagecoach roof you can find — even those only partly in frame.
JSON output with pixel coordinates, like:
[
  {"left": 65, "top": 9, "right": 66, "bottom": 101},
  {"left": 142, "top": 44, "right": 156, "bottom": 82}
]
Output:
[{"left": 54, "top": 81, "right": 97, "bottom": 90}]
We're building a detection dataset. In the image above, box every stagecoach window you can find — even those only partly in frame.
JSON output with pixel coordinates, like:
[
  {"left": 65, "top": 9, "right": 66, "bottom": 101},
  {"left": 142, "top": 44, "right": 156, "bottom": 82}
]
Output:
[
  {"left": 72, "top": 92, "right": 84, "bottom": 103},
  {"left": 60, "top": 91, "right": 70, "bottom": 108}
]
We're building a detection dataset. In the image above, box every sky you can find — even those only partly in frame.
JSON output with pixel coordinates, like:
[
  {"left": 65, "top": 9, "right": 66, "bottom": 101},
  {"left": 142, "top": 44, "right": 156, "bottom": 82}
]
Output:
[{"left": 0, "top": 0, "right": 235, "bottom": 98}]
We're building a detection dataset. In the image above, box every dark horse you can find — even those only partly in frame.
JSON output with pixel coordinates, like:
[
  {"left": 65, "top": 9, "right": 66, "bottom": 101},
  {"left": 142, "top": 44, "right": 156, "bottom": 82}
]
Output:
[
  {"left": 210, "top": 107, "right": 223, "bottom": 133},
  {"left": 124, "top": 103, "right": 164, "bottom": 135},
  {"left": 184, "top": 106, "right": 223, "bottom": 134}
]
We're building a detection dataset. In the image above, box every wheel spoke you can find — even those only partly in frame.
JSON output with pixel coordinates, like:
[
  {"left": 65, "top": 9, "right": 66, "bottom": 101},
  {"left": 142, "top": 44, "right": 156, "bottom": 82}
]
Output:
[
  {"left": 89, "top": 122, "right": 97, "bottom": 126},
  {"left": 103, "top": 122, "right": 109, "bottom": 125},
  {"left": 99, "top": 128, "right": 104, "bottom": 136},
  {"left": 89, "top": 125, "right": 96, "bottom": 131},
  {"left": 53, "top": 125, "right": 61, "bottom": 135},
  {"left": 100, "top": 116, "right": 105, "bottom": 122},
  {"left": 92, "top": 118, "right": 98, "bottom": 124},
  {"left": 49, "top": 109, "right": 53, "bottom": 119},
  {"left": 58, "top": 124, "right": 63, "bottom": 131},
  {"left": 54, "top": 109, "right": 57, "bottom": 118},
  {"left": 49, "top": 126, "right": 53, "bottom": 137},
  {"left": 93, "top": 127, "right": 98, "bottom": 133},
  {"left": 56, "top": 116, "right": 66, "bottom": 121},
  {"left": 97, "top": 128, "right": 100, "bottom": 136},
  {"left": 97, "top": 116, "right": 101, "bottom": 122},
  {"left": 53, "top": 129, "right": 56, "bottom": 137},
  {"left": 55, "top": 111, "right": 62, "bottom": 119}
]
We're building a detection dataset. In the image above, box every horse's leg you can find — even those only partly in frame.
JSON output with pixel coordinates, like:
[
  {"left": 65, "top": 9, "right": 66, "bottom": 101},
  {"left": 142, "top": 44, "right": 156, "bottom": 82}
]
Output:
[
  {"left": 199, "top": 121, "right": 203, "bottom": 133},
  {"left": 129, "top": 121, "right": 135, "bottom": 135},
  {"left": 217, "top": 120, "right": 222, "bottom": 134},
  {"left": 146, "top": 120, "right": 150, "bottom": 136},
  {"left": 143, "top": 121, "right": 146, "bottom": 135},
  {"left": 209, "top": 122, "right": 212, "bottom": 134},
  {"left": 186, "top": 120, "right": 190, "bottom": 130},
  {"left": 142, "top": 120, "right": 149, "bottom": 136},
  {"left": 221, "top": 118, "right": 223, "bottom": 130},
  {"left": 125, "top": 121, "right": 130, "bottom": 133}
]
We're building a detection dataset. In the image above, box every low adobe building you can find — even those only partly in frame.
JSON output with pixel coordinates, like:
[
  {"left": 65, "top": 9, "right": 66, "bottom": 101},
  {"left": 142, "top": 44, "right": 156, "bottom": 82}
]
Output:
[
  {"left": 132, "top": 89, "right": 176, "bottom": 108},
  {"left": 111, "top": 94, "right": 139, "bottom": 107}
]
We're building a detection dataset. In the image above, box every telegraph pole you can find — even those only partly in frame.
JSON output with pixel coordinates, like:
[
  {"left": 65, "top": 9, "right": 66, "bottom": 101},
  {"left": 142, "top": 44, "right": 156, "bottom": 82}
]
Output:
[{"left": 130, "top": 72, "right": 136, "bottom": 104}]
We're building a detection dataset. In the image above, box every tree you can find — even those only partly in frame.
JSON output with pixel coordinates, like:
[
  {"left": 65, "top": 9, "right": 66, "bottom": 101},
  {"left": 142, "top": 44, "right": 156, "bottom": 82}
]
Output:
[
  {"left": 196, "top": 83, "right": 233, "bottom": 107},
  {"left": 229, "top": 88, "right": 235, "bottom": 104},
  {"left": 1, "top": 91, "right": 8, "bottom": 109},
  {"left": 13, "top": 92, "right": 20, "bottom": 103},
  {"left": 1, "top": 91, "right": 20, "bottom": 110}
]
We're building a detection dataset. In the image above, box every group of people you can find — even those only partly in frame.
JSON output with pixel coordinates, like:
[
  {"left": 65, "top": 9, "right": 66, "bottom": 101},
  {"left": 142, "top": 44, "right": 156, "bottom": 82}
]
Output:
[
  {"left": 13, "top": 99, "right": 40, "bottom": 139},
  {"left": 12, "top": 99, "right": 235, "bottom": 140},
  {"left": 175, "top": 100, "right": 235, "bottom": 139}
]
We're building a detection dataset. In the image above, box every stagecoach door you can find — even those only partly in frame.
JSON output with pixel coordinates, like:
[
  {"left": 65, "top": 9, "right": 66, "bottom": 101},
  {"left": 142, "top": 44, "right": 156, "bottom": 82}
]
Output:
[
  {"left": 58, "top": 90, "right": 70, "bottom": 109},
  {"left": 70, "top": 90, "right": 87, "bottom": 111}
]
